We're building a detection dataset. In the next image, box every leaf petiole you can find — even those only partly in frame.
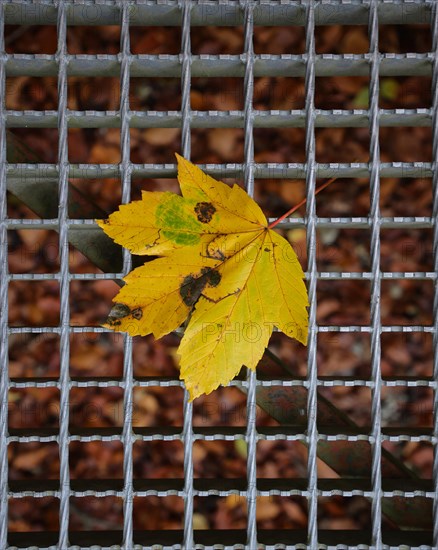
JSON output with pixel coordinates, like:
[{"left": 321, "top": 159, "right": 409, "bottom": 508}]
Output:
[{"left": 268, "top": 176, "right": 338, "bottom": 229}]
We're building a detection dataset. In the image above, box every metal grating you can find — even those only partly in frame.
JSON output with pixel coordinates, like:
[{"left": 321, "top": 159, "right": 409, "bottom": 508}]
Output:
[{"left": 1, "top": 0, "right": 437, "bottom": 548}]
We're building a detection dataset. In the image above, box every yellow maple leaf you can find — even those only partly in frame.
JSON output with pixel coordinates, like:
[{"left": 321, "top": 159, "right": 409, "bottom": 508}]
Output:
[
  {"left": 96, "top": 154, "right": 263, "bottom": 256},
  {"left": 97, "top": 154, "right": 309, "bottom": 400}
]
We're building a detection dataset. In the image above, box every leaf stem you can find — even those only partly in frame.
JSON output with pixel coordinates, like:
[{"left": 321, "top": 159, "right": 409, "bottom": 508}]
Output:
[{"left": 268, "top": 176, "right": 338, "bottom": 229}]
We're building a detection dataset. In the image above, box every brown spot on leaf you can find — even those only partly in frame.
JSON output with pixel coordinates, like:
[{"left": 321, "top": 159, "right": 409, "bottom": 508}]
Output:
[
  {"left": 180, "top": 274, "right": 202, "bottom": 307},
  {"left": 180, "top": 268, "right": 222, "bottom": 306},
  {"left": 131, "top": 308, "right": 143, "bottom": 320},
  {"left": 108, "top": 303, "right": 131, "bottom": 321},
  {"left": 107, "top": 303, "right": 142, "bottom": 325},
  {"left": 206, "top": 268, "right": 221, "bottom": 287},
  {"left": 194, "top": 202, "right": 216, "bottom": 223}
]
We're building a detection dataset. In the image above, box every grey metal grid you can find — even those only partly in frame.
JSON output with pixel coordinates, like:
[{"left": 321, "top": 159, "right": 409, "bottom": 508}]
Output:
[{"left": 1, "top": 0, "right": 437, "bottom": 548}]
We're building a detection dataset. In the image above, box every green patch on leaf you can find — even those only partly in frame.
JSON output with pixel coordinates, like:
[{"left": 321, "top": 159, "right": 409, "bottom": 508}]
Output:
[{"left": 156, "top": 193, "right": 202, "bottom": 246}]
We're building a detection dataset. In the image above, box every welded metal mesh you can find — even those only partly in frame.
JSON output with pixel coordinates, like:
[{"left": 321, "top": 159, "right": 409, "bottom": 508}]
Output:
[{"left": 1, "top": 0, "right": 437, "bottom": 548}]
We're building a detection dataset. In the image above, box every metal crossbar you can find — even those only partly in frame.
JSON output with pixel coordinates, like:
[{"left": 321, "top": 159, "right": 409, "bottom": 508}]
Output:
[{"left": 1, "top": 0, "right": 437, "bottom": 548}]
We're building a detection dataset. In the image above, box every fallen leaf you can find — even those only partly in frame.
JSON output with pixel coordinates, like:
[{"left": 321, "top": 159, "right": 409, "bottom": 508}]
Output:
[
  {"left": 142, "top": 127, "right": 180, "bottom": 146},
  {"left": 192, "top": 513, "right": 209, "bottom": 530},
  {"left": 97, "top": 154, "right": 308, "bottom": 399},
  {"left": 234, "top": 439, "right": 248, "bottom": 459},
  {"left": 207, "top": 128, "right": 242, "bottom": 160},
  {"left": 256, "top": 498, "right": 281, "bottom": 521},
  {"left": 13, "top": 446, "right": 50, "bottom": 471}
]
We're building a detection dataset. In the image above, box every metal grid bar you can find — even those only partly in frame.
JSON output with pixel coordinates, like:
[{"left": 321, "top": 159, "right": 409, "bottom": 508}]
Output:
[
  {"left": 4, "top": 481, "right": 437, "bottom": 500},
  {"left": 368, "top": 1, "right": 382, "bottom": 546},
  {"left": 7, "top": 324, "right": 436, "bottom": 333},
  {"left": 5, "top": 270, "right": 438, "bottom": 280},
  {"left": 6, "top": 427, "right": 438, "bottom": 444},
  {"left": 3, "top": 108, "right": 436, "bottom": 129},
  {"left": 1, "top": 1, "right": 433, "bottom": 26},
  {"left": 2, "top": 0, "right": 437, "bottom": 548},
  {"left": 119, "top": 3, "right": 134, "bottom": 548},
  {"left": 6, "top": 378, "right": 438, "bottom": 390},
  {"left": 4, "top": 529, "right": 434, "bottom": 550},
  {"left": 56, "top": 2, "right": 71, "bottom": 547},
  {"left": 304, "top": 2, "right": 318, "bottom": 546},
  {"left": 4, "top": 216, "right": 436, "bottom": 229},
  {"left": 180, "top": 1, "right": 195, "bottom": 547},
  {"left": 4, "top": 162, "right": 434, "bottom": 180},
  {"left": 242, "top": 2, "right": 257, "bottom": 546},
  {"left": 3, "top": 53, "right": 436, "bottom": 78}
]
